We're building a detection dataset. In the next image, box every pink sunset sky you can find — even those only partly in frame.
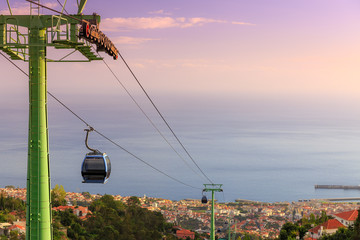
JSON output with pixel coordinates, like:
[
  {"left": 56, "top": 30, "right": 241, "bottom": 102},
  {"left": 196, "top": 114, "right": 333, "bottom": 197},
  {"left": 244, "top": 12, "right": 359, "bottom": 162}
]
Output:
[
  {"left": 1, "top": 0, "right": 359, "bottom": 102},
  {"left": 1, "top": 1, "right": 360, "bottom": 200}
]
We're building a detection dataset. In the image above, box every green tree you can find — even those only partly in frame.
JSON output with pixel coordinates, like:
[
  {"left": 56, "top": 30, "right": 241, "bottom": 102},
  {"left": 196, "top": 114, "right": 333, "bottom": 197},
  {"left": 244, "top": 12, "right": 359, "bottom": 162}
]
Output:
[
  {"left": 59, "top": 209, "right": 75, "bottom": 226},
  {"left": 127, "top": 196, "right": 141, "bottom": 206},
  {"left": 353, "top": 209, "right": 360, "bottom": 240},
  {"left": 279, "top": 222, "right": 299, "bottom": 240},
  {"left": 0, "top": 194, "right": 25, "bottom": 212},
  {"left": 51, "top": 184, "right": 67, "bottom": 207},
  {"left": 9, "top": 230, "right": 24, "bottom": 240},
  {"left": 242, "top": 233, "right": 253, "bottom": 240},
  {"left": 318, "top": 210, "right": 329, "bottom": 224},
  {"left": 320, "top": 227, "right": 352, "bottom": 240},
  {"left": 52, "top": 219, "right": 66, "bottom": 240},
  {"left": 51, "top": 194, "right": 174, "bottom": 240},
  {"left": 84, "top": 195, "right": 171, "bottom": 240},
  {"left": 298, "top": 226, "right": 307, "bottom": 240},
  {"left": 81, "top": 192, "right": 91, "bottom": 199}
]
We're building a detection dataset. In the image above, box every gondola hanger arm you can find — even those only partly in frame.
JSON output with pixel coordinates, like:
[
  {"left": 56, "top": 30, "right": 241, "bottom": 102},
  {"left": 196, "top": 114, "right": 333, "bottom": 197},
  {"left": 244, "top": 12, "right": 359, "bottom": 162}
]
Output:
[{"left": 84, "top": 127, "right": 99, "bottom": 153}]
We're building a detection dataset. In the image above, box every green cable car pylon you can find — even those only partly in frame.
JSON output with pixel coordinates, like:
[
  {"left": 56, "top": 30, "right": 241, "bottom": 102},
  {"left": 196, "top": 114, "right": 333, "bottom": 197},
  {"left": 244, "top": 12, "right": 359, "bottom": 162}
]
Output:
[
  {"left": 0, "top": 1, "right": 118, "bottom": 239},
  {"left": 203, "top": 184, "right": 223, "bottom": 240}
]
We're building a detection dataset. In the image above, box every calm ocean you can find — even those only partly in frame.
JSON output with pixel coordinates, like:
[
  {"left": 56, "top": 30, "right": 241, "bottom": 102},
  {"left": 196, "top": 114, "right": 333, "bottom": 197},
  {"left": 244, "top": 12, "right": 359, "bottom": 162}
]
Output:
[{"left": 2, "top": 96, "right": 360, "bottom": 203}]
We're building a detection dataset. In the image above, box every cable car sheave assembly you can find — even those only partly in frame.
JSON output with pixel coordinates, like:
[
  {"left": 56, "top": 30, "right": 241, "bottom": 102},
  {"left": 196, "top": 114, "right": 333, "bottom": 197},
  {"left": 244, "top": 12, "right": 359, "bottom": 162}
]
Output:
[
  {"left": 79, "top": 19, "right": 118, "bottom": 60},
  {"left": 82, "top": 128, "right": 111, "bottom": 184},
  {"left": 1, "top": 0, "right": 118, "bottom": 62}
]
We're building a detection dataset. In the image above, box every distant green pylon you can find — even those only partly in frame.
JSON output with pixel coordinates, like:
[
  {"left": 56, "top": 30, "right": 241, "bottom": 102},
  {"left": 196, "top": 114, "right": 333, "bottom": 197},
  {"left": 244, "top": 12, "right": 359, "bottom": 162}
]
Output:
[
  {"left": 228, "top": 217, "right": 231, "bottom": 240},
  {"left": 203, "top": 184, "right": 223, "bottom": 240}
]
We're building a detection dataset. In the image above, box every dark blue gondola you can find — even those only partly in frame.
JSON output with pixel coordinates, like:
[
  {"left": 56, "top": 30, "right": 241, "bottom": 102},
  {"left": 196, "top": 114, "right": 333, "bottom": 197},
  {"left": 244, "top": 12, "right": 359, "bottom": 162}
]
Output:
[
  {"left": 81, "top": 128, "right": 111, "bottom": 184},
  {"left": 201, "top": 190, "right": 208, "bottom": 204},
  {"left": 81, "top": 151, "right": 111, "bottom": 183}
]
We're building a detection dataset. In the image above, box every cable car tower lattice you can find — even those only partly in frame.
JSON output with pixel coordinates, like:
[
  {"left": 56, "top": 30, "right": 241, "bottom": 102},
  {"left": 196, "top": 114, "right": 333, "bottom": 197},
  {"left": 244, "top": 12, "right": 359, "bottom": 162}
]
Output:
[{"left": 0, "top": 0, "right": 118, "bottom": 239}]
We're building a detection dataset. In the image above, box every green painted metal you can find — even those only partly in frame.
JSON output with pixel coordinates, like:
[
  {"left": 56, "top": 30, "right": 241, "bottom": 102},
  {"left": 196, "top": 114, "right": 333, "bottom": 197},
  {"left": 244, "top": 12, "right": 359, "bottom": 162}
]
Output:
[
  {"left": 234, "top": 222, "right": 236, "bottom": 240},
  {"left": 0, "top": 14, "right": 101, "bottom": 62},
  {"left": 228, "top": 220, "right": 231, "bottom": 240},
  {"left": 6, "top": 0, "right": 12, "bottom": 15},
  {"left": 0, "top": 12, "right": 104, "bottom": 240},
  {"left": 26, "top": 20, "right": 51, "bottom": 240},
  {"left": 77, "top": 0, "right": 88, "bottom": 15},
  {"left": 226, "top": 218, "right": 236, "bottom": 240},
  {"left": 211, "top": 190, "right": 215, "bottom": 239},
  {"left": 203, "top": 184, "right": 223, "bottom": 240}
]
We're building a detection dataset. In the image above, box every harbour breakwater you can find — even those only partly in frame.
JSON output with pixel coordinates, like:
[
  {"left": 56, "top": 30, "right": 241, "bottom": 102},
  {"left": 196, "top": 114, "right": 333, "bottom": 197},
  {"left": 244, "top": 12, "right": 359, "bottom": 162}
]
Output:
[{"left": 315, "top": 185, "right": 360, "bottom": 190}]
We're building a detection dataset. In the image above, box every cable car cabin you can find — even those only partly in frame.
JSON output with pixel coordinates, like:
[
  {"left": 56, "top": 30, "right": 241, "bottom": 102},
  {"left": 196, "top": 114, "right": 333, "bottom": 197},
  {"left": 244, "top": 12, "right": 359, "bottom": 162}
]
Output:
[
  {"left": 201, "top": 195, "right": 208, "bottom": 204},
  {"left": 81, "top": 152, "right": 111, "bottom": 184}
]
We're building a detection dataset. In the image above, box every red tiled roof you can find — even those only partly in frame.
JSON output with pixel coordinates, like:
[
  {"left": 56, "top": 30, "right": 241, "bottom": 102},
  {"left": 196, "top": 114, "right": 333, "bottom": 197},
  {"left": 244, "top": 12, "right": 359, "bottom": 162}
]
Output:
[
  {"left": 323, "top": 219, "right": 345, "bottom": 229},
  {"left": 9, "top": 225, "right": 25, "bottom": 231},
  {"left": 334, "top": 210, "right": 358, "bottom": 221},
  {"left": 52, "top": 206, "right": 73, "bottom": 211},
  {"left": 176, "top": 229, "right": 195, "bottom": 239},
  {"left": 309, "top": 219, "right": 345, "bottom": 234}
]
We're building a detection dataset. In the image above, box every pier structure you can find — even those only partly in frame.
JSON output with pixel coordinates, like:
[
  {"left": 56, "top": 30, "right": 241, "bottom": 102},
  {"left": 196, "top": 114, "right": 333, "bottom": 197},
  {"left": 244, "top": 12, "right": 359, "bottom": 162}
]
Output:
[
  {"left": 315, "top": 185, "right": 360, "bottom": 190},
  {"left": 299, "top": 197, "right": 360, "bottom": 202}
]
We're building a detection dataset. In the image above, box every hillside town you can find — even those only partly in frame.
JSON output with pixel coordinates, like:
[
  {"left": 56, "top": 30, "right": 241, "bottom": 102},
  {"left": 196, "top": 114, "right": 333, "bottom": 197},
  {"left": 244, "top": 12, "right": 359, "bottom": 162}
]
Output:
[{"left": 1, "top": 186, "right": 360, "bottom": 239}]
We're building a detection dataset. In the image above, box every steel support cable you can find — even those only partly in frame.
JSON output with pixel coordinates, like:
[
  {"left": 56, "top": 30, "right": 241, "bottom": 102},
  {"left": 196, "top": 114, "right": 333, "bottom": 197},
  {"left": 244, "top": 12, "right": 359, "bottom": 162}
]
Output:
[
  {"left": 22, "top": 1, "right": 213, "bottom": 185},
  {"left": 100, "top": 56, "right": 207, "bottom": 182},
  {"left": 0, "top": 52, "right": 201, "bottom": 190},
  {"left": 25, "top": 0, "right": 81, "bottom": 22},
  {"left": 0, "top": 52, "right": 91, "bottom": 127},
  {"left": 221, "top": 191, "right": 226, "bottom": 204},
  {"left": 116, "top": 51, "right": 214, "bottom": 184},
  {"left": 93, "top": 129, "right": 201, "bottom": 189},
  {"left": 56, "top": 0, "right": 69, "bottom": 15}
]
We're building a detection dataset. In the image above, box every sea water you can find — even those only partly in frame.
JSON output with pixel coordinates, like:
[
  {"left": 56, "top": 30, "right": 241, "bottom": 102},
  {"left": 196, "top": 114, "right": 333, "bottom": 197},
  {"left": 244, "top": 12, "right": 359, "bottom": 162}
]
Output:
[{"left": 2, "top": 96, "right": 360, "bottom": 203}]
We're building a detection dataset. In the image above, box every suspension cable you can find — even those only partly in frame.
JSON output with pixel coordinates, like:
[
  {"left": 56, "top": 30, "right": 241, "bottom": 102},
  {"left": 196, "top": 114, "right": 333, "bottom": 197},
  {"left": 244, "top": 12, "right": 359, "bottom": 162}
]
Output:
[
  {"left": 94, "top": 129, "right": 201, "bottom": 189},
  {"left": 0, "top": 52, "right": 201, "bottom": 190},
  {"left": 116, "top": 51, "right": 214, "bottom": 184},
  {"left": 100, "top": 55, "right": 208, "bottom": 182},
  {"left": 56, "top": 0, "right": 69, "bottom": 15},
  {"left": 25, "top": 0, "right": 81, "bottom": 22},
  {"left": 24, "top": 0, "right": 214, "bottom": 185}
]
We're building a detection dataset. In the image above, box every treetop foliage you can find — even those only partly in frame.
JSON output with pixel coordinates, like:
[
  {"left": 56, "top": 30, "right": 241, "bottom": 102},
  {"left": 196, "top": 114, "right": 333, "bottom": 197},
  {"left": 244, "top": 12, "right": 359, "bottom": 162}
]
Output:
[{"left": 53, "top": 194, "right": 175, "bottom": 240}]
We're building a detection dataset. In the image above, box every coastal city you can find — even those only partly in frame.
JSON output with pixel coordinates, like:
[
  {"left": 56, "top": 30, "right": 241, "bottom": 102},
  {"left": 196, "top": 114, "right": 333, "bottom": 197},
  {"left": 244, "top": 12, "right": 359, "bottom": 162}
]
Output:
[
  {"left": 1, "top": 186, "right": 359, "bottom": 239},
  {"left": 1, "top": 0, "right": 359, "bottom": 240}
]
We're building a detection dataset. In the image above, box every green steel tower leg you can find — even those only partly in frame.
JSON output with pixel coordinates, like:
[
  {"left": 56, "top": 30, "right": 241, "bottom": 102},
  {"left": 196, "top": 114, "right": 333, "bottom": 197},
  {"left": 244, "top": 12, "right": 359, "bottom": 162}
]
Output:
[
  {"left": 0, "top": 7, "right": 113, "bottom": 240},
  {"left": 211, "top": 190, "right": 215, "bottom": 240},
  {"left": 26, "top": 22, "right": 52, "bottom": 240}
]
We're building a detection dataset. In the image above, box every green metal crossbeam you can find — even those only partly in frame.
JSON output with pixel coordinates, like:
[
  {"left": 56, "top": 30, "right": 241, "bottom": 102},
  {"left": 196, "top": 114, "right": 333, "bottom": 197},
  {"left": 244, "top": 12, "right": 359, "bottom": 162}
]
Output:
[
  {"left": 1, "top": 47, "right": 25, "bottom": 60},
  {"left": 76, "top": 45, "right": 103, "bottom": 60},
  {"left": 52, "top": 39, "right": 84, "bottom": 47},
  {"left": 52, "top": 40, "right": 103, "bottom": 61},
  {"left": 0, "top": 14, "right": 102, "bottom": 62}
]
